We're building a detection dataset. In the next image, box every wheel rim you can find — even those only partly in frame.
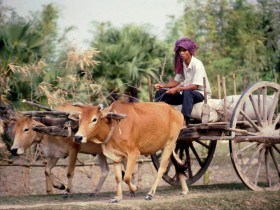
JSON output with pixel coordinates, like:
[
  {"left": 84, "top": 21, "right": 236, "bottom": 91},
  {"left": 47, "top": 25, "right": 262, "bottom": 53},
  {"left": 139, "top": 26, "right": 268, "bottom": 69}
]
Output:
[
  {"left": 151, "top": 139, "right": 217, "bottom": 186},
  {"left": 229, "top": 81, "right": 280, "bottom": 191}
]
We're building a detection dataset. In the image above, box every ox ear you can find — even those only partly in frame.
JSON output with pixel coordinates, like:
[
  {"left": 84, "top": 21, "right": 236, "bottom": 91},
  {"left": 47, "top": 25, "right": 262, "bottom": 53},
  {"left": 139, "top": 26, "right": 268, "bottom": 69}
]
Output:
[
  {"left": 100, "top": 107, "right": 111, "bottom": 118},
  {"left": 68, "top": 112, "right": 80, "bottom": 121},
  {"left": 72, "top": 102, "right": 84, "bottom": 107}
]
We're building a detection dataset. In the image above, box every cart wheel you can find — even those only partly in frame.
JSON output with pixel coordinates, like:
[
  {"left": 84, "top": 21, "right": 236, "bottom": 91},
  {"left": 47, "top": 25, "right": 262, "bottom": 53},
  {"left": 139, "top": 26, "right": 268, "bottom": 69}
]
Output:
[
  {"left": 151, "top": 139, "right": 217, "bottom": 186},
  {"left": 229, "top": 81, "right": 280, "bottom": 191}
]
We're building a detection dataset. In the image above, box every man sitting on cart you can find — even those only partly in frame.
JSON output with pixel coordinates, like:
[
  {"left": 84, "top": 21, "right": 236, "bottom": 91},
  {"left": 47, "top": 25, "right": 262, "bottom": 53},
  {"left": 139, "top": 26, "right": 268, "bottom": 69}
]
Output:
[{"left": 154, "top": 37, "right": 211, "bottom": 125}]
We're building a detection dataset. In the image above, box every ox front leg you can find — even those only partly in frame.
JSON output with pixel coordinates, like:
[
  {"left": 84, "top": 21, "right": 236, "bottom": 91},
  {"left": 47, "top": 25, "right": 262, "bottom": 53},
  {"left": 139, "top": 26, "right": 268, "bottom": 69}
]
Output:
[
  {"left": 91, "top": 154, "right": 109, "bottom": 196},
  {"left": 145, "top": 146, "right": 173, "bottom": 200},
  {"left": 45, "top": 158, "right": 65, "bottom": 193},
  {"left": 64, "top": 148, "right": 79, "bottom": 197},
  {"left": 123, "top": 153, "right": 139, "bottom": 197},
  {"left": 110, "top": 162, "right": 123, "bottom": 203}
]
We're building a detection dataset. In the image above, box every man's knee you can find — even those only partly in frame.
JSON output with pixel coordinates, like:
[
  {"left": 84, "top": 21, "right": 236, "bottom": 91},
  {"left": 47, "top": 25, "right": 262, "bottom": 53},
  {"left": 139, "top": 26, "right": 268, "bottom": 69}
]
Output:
[{"left": 182, "top": 90, "right": 192, "bottom": 97}]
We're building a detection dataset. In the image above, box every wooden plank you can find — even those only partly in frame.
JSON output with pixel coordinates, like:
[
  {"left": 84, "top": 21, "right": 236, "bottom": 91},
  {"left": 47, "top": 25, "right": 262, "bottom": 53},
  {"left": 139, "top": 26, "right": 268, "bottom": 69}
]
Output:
[
  {"left": 217, "top": 74, "right": 221, "bottom": 99},
  {"left": 22, "top": 111, "right": 69, "bottom": 117},
  {"left": 33, "top": 117, "right": 69, "bottom": 126},
  {"left": 234, "top": 136, "right": 280, "bottom": 143},
  {"left": 199, "top": 136, "right": 234, "bottom": 140},
  {"left": 33, "top": 126, "right": 72, "bottom": 137},
  {"left": 188, "top": 123, "right": 229, "bottom": 130},
  {"left": 222, "top": 76, "right": 227, "bottom": 122},
  {"left": 178, "top": 128, "right": 200, "bottom": 140}
]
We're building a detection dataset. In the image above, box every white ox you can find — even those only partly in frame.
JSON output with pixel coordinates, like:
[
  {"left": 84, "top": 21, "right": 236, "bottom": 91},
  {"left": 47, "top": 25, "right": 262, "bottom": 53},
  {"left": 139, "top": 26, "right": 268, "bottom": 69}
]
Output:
[
  {"left": 73, "top": 101, "right": 188, "bottom": 203},
  {"left": 11, "top": 104, "right": 109, "bottom": 195}
]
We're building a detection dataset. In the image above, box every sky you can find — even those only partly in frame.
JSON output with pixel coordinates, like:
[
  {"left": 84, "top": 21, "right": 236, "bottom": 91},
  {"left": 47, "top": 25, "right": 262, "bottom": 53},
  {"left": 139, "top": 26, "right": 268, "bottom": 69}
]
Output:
[{"left": 3, "top": 0, "right": 184, "bottom": 48}]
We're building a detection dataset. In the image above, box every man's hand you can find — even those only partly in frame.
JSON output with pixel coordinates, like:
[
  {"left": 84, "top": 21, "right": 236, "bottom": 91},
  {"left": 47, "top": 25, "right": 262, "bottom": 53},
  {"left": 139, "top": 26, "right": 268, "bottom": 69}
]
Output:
[
  {"left": 154, "top": 83, "right": 164, "bottom": 91},
  {"left": 166, "top": 87, "right": 178, "bottom": 94}
]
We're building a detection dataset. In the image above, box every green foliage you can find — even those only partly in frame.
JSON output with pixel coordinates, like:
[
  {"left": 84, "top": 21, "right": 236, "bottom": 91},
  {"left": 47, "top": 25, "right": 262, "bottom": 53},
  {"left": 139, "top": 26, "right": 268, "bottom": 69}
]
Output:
[
  {"left": 90, "top": 23, "right": 169, "bottom": 102},
  {"left": 0, "top": 14, "right": 46, "bottom": 100},
  {"left": 0, "top": 0, "right": 278, "bottom": 106},
  {"left": 166, "top": 0, "right": 279, "bottom": 97},
  {"left": 0, "top": 3, "right": 73, "bottom": 104}
]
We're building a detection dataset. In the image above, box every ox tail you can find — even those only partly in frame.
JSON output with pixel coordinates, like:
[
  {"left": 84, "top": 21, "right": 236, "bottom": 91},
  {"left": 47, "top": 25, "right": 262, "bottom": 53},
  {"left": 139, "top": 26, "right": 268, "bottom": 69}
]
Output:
[{"left": 171, "top": 150, "right": 185, "bottom": 174}]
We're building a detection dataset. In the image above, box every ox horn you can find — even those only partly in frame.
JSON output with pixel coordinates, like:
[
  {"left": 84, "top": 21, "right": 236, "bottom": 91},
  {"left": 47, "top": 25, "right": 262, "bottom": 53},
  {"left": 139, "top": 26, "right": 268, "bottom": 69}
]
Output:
[
  {"left": 106, "top": 112, "right": 127, "bottom": 120},
  {"left": 99, "top": 106, "right": 126, "bottom": 120},
  {"left": 98, "top": 104, "right": 104, "bottom": 110}
]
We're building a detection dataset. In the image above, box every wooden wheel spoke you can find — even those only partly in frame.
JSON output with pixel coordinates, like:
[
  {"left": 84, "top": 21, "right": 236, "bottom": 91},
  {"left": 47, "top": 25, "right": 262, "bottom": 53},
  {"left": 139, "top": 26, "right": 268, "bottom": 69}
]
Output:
[
  {"left": 184, "top": 147, "right": 193, "bottom": 178},
  {"left": 190, "top": 143, "right": 204, "bottom": 167},
  {"left": 262, "top": 87, "right": 268, "bottom": 123},
  {"left": 268, "top": 91, "right": 279, "bottom": 124},
  {"left": 269, "top": 147, "right": 280, "bottom": 177},
  {"left": 183, "top": 144, "right": 190, "bottom": 165},
  {"left": 179, "top": 147, "right": 184, "bottom": 159},
  {"left": 254, "top": 148, "right": 263, "bottom": 186},
  {"left": 195, "top": 140, "right": 210, "bottom": 149},
  {"left": 249, "top": 94, "right": 263, "bottom": 126},
  {"left": 265, "top": 149, "right": 272, "bottom": 187},
  {"left": 242, "top": 143, "right": 264, "bottom": 174},
  {"left": 272, "top": 114, "right": 280, "bottom": 128},
  {"left": 152, "top": 140, "right": 216, "bottom": 186},
  {"left": 240, "top": 110, "right": 261, "bottom": 132},
  {"left": 272, "top": 145, "right": 280, "bottom": 154},
  {"left": 258, "top": 93, "right": 261, "bottom": 116},
  {"left": 236, "top": 142, "right": 257, "bottom": 156},
  {"left": 230, "top": 127, "right": 258, "bottom": 136}
]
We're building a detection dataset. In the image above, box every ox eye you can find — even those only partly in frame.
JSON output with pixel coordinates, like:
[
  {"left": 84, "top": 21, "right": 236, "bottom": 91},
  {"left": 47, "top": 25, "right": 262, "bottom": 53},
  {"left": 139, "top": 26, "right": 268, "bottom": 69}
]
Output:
[{"left": 24, "top": 128, "right": 29, "bottom": 132}]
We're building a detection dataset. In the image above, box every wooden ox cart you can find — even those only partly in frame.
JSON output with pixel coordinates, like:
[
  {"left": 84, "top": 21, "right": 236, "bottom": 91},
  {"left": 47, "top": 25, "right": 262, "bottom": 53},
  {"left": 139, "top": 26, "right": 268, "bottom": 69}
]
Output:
[
  {"left": 151, "top": 81, "right": 280, "bottom": 191},
  {"left": 22, "top": 80, "right": 280, "bottom": 192}
]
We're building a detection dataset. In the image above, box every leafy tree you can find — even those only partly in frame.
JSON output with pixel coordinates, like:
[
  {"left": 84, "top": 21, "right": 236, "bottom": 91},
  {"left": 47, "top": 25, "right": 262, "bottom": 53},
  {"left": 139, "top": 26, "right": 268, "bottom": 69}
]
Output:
[
  {"left": 165, "top": 0, "right": 279, "bottom": 97},
  {"left": 90, "top": 23, "right": 169, "bottom": 102},
  {"left": 0, "top": 12, "right": 46, "bottom": 100},
  {"left": 0, "top": 3, "right": 72, "bottom": 104}
]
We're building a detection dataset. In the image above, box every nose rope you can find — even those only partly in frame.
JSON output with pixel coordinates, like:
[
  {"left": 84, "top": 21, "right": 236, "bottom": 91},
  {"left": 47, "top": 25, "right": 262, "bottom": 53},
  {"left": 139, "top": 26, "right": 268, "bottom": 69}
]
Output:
[
  {"left": 33, "top": 143, "right": 43, "bottom": 162},
  {"left": 102, "top": 126, "right": 115, "bottom": 144},
  {"left": 36, "top": 133, "right": 44, "bottom": 143},
  {"left": 154, "top": 92, "right": 167, "bottom": 102}
]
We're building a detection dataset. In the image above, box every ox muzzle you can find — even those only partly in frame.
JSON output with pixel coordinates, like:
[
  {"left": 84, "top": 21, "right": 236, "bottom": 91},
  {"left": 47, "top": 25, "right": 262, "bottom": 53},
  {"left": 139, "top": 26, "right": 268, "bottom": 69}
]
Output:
[{"left": 74, "top": 135, "right": 83, "bottom": 144}]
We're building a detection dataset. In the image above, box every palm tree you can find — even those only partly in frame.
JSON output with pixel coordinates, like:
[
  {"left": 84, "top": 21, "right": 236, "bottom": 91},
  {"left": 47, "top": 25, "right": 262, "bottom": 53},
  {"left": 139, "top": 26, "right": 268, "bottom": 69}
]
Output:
[
  {"left": 90, "top": 23, "right": 169, "bottom": 102},
  {"left": 0, "top": 3, "right": 67, "bottom": 103},
  {"left": 0, "top": 15, "right": 46, "bottom": 100}
]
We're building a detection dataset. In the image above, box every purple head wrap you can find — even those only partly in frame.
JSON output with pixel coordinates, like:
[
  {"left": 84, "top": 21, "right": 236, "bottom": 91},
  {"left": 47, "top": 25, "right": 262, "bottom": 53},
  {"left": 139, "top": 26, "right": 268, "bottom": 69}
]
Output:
[{"left": 174, "top": 37, "right": 199, "bottom": 74}]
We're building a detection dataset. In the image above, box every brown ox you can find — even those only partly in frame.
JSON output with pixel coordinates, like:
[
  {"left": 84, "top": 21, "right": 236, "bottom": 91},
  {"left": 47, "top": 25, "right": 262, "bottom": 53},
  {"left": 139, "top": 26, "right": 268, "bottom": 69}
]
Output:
[
  {"left": 11, "top": 104, "right": 109, "bottom": 195},
  {"left": 74, "top": 101, "right": 188, "bottom": 203}
]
